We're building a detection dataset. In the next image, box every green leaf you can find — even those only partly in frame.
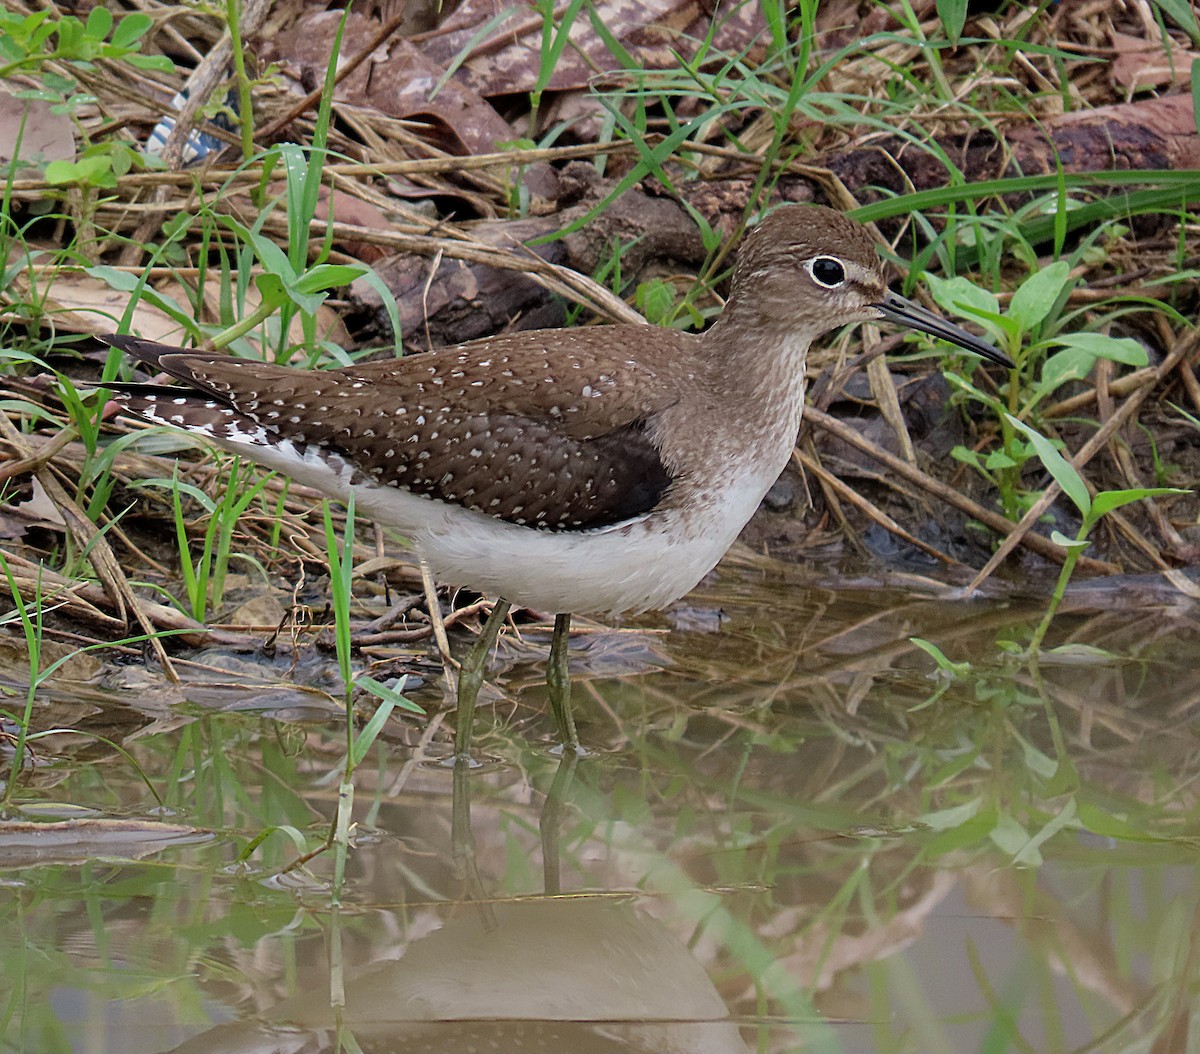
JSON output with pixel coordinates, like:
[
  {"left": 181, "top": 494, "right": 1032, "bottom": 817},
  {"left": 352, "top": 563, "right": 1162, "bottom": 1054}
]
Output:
[
  {"left": 126, "top": 54, "right": 175, "bottom": 73},
  {"left": 1194, "top": 58, "right": 1200, "bottom": 126},
  {"left": 1052, "top": 332, "right": 1147, "bottom": 367},
  {"left": 43, "top": 155, "right": 114, "bottom": 187},
  {"left": 84, "top": 5, "right": 112, "bottom": 40},
  {"left": 55, "top": 16, "right": 83, "bottom": 57},
  {"left": 1012, "top": 798, "right": 1077, "bottom": 866},
  {"left": 910, "top": 636, "right": 971, "bottom": 676},
  {"left": 1157, "top": 0, "right": 1200, "bottom": 45},
  {"left": 918, "top": 797, "right": 981, "bottom": 831},
  {"left": 357, "top": 673, "right": 424, "bottom": 715},
  {"left": 925, "top": 273, "right": 999, "bottom": 322},
  {"left": 1005, "top": 415, "right": 1091, "bottom": 517},
  {"left": 42, "top": 159, "right": 76, "bottom": 184},
  {"left": 252, "top": 273, "right": 290, "bottom": 310},
  {"left": 292, "top": 263, "right": 367, "bottom": 295},
  {"left": 1037, "top": 346, "right": 1100, "bottom": 396},
  {"left": 635, "top": 279, "right": 675, "bottom": 324},
  {"left": 922, "top": 806, "right": 997, "bottom": 856},
  {"left": 110, "top": 12, "right": 152, "bottom": 48},
  {"left": 1006, "top": 260, "right": 1071, "bottom": 332},
  {"left": 950, "top": 445, "right": 984, "bottom": 470},
  {"left": 989, "top": 812, "right": 1031, "bottom": 857},
  {"left": 943, "top": 371, "right": 1005, "bottom": 415},
  {"left": 1089, "top": 487, "right": 1189, "bottom": 521},
  {"left": 1050, "top": 530, "right": 1089, "bottom": 550},
  {"left": 935, "top": 0, "right": 967, "bottom": 44},
  {"left": 1075, "top": 799, "right": 1152, "bottom": 841}
]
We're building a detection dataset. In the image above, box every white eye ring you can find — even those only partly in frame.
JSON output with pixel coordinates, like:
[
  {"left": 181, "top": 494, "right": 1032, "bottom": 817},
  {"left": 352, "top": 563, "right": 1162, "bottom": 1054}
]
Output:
[{"left": 805, "top": 255, "right": 847, "bottom": 288}]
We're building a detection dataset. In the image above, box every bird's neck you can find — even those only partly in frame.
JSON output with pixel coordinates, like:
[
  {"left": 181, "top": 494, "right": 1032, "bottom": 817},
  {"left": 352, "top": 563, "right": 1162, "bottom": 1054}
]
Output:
[{"left": 698, "top": 314, "right": 814, "bottom": 408}]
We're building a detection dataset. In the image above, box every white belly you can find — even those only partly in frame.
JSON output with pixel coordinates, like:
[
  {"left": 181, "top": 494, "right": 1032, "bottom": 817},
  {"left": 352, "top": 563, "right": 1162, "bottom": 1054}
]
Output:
[
  {"left": 354, "top": 469, "right": 776, "bottom": 615},
  {"left": 182, "top": 411, "right": 794, "bottom": 616}
]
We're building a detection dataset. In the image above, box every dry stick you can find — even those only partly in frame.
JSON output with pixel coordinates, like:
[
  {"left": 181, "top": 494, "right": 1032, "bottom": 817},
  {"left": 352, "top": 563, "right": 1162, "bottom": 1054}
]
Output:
[
  {"left": 2, "top": 551, "right": 125, "bottom": 632},
  {"left": 794, "top": 447, "right": 960, "bottom": 565},
  {"left": 1041, "top": 366, "right": 1155, "bottom": 418},
  {"left": 963, "top": 326, "right": 1200, "bottom": 595},
  {"left": 799, "top": 437, "right": 856, "bottom": 553},
  {"left": 1178, "top": 344, "right": 1200, "bottom": 418},
  {"left": 3, "top": 142, "right": 642, "bottom": 199},
  {"left": 802, "top": 406, "right": 1119, "bottom": 574},
  {"left": 0, "top": 427, "right": 78, "bottom": 483},
  {"left": 865, "top": 340, "right": 918, "bottom": 466}
]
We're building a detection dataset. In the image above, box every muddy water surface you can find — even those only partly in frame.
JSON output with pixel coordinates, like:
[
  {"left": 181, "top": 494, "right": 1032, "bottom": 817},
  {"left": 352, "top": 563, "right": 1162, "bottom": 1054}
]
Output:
[{"left": 2, "top": 563, "right": 1199, "bottom": 1053}]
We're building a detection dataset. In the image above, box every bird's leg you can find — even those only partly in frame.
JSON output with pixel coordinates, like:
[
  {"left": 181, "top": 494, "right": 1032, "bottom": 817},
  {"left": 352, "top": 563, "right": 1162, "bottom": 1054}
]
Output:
[
  {"left": 454, "top": 598, "right": 512, "bottom": 760},
  {"left": 547, "top": 612, "right": 582, "bottom": 754}
]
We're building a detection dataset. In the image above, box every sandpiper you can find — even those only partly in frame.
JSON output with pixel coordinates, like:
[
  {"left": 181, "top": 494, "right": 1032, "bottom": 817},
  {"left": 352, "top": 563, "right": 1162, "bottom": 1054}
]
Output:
[{"left": 100, "top": 205, "right": 1011, "bottom": 757}]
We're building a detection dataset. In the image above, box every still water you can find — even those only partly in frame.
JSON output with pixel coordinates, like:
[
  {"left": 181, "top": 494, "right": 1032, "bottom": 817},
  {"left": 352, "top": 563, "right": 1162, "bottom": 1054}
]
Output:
[{"left": 3, "top": 560, "right": 1198, "bottom": 1053}]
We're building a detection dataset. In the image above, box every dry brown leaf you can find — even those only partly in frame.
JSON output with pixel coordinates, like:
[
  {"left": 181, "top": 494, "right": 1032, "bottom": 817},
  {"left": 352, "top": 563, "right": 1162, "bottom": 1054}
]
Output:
[
  {"left": 1111, "top": 30, "right": 1198, "bottom": 92},
  {"left": 6, "top": 269, "right": 184, "bottom": 342},
  {"left": 257, "top": 13, "right": 521, "bottom": 158},
  {"left": 422, "top": 0, "right": 766, "bottom": 97},
  {"left": 0, "top": 90, "right": 74, "bottom": 177}
]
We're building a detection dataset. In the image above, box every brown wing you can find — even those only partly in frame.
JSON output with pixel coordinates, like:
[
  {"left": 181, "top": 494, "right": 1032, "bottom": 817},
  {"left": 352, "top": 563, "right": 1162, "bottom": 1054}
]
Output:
[{"left": 102, "top": 331, "right": 688, "bottom": 530}]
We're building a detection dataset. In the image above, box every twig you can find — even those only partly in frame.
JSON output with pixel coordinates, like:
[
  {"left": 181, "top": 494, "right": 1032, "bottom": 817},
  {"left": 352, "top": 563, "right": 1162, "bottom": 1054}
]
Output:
[{"left": 803, "top": 406, "right": 1119, "bottom": 573}]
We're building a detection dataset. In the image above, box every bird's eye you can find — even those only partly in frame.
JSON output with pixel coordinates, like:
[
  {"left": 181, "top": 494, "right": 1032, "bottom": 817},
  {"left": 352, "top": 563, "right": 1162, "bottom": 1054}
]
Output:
[{"left": 807, "top": 256, "right": 846, "bottom": 288}]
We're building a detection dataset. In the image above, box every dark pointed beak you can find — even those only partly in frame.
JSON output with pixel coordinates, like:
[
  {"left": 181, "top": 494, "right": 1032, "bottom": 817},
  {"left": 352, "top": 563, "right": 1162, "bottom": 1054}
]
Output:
[{"left": 874, "top": 291, "right": 1013, "bottom": 368}]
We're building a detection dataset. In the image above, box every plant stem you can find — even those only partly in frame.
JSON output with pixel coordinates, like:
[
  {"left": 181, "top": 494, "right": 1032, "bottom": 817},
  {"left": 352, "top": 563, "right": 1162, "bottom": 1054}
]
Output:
[{"left": 226, "top": 0, "right": 256, "bottom": 163}]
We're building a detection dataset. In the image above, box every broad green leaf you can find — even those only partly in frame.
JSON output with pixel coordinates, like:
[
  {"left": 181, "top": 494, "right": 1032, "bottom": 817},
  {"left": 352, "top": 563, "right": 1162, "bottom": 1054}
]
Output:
[
  {"left": 989, "top": 812, "right": 1031, "bottom": 857},
  {"left": 253, "top": 272, "right": 290, "bottom": 310},
  {"left": 127, "top": 54, "right": 175, "bottom": 73},
  {"left": 42, "top": 159, "right": 77, "bottom": 184},
  {"left": 110, "top": 12, "right": 152, "bottom": 48},
  {"left": 925, "top": 273, "right": 999, "bottom": 321},
  {"left": 1038, "top": 346, "right": 1100, "bottom": 395},
  {"left": 1019, "top": 737, "right": 1058, "bottom": 778},
  {"left": 1089, "top": 486, "right": 1189, "bottom": 521},
  {"left": 1006, "top": 414, "right": 1090, "bottom": 517},
  {"left": 44, "top": 155, "right": 112, "bottom": 186},
  {"left": 950, "top": 445, "right": 983, "bottom": 470},
  {"left": 84, "top": 5, "right": 112, "bottom": 40},
  {"left": 922, "top": 806, "right": 998, "bottom": 856},
  {"left": 1053, "top": 332, "right": 1147, "bottom": 367},
  {"left": 636, "top": 279, "right": 675, "bottom": 324},
  {"left": 1007, "top": 259, "right": 1071, "bottom": 332},
  {"left": 918, "top": 797, "right": 981, "bottom": 831},
  {"left": 1075, "top": 800, "right": 1152, "bottom": 841},
  {"left": 984, "top": 449, "right": 1017, "bottom": 470}
]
